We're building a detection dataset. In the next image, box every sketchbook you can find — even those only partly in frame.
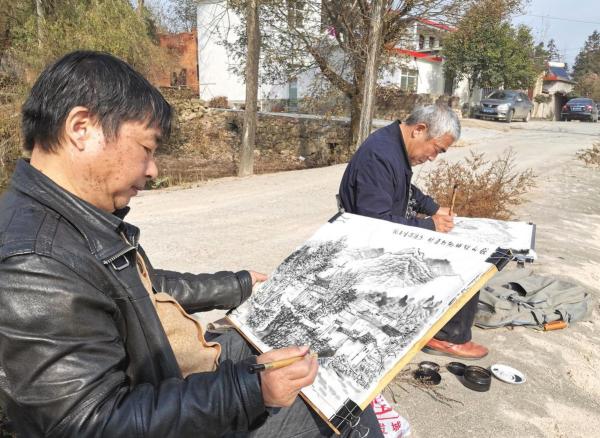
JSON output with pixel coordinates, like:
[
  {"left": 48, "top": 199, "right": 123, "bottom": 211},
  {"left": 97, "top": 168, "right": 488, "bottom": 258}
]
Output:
[
  {"left": 227, "top": 213, "right": 507, "bottom": 434},
  {"left": 449, "top": 217, "right": 536, "bottom": 260}
]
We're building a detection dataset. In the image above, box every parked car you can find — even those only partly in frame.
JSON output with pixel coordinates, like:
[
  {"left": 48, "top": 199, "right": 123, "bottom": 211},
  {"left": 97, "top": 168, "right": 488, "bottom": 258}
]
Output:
[
  {"left": 474, "top": 90, "right": 534, "bottom": 123},
  {"left": 561, "top": 98, "right": 599, "bottom": 122}
]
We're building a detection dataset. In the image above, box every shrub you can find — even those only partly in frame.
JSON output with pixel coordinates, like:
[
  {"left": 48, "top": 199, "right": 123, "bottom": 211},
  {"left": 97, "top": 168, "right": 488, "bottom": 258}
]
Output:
[
  {"left": 208, "top": 96, "right": 230, "bottom": 109},
  {"left": 423, "top": 149, "right": 536, "bottom": 220},
  {"left": 576, "top": 142, "right": 600, "bottom": 167},
  {"left": 534, "top": 93, "right": 551, "bottom": 104}
]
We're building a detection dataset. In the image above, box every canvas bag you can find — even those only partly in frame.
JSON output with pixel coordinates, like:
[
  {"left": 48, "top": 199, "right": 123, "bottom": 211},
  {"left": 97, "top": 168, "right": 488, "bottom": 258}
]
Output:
[
  {"left": 135, "top": 252, "right": 221, "bottom": 376},
  {"left": 475, "top": 269, "right": 592, "bottom": 328}
]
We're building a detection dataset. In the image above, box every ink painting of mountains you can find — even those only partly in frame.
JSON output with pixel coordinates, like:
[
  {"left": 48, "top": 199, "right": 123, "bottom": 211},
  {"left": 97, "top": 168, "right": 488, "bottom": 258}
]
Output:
[{"left": 228, "top": 213, "right": 498, "bottom": 433}]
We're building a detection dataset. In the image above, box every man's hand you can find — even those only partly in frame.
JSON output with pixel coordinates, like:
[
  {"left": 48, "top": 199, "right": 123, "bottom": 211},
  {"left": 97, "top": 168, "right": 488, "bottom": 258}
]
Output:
[
  {"left": 435, "top": 207, "right": 456, "bottom": 216},
  {"left": 257, "top": 346, "right": 318, "bottom": 407},
  {"left": 432, "top": 214, "right": 454, "bottom": 233},
  {"left": 249, "top": 271, "right": 268, "bottom": 286}
]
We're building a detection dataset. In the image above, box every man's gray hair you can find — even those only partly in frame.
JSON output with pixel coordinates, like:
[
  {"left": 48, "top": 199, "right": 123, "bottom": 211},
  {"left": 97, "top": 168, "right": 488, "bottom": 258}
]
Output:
[{"left": 405, "top": 104, "right": 461, "bottom": 140}]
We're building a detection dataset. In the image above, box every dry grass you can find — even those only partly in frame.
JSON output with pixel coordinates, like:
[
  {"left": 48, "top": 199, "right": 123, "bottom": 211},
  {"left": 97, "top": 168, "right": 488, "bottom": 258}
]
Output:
[
  {"left": 423, "top": 149, "right": 536, "bottom": 220},
  {"left": 0, "top": 102, "right": 23, "bottom": 193},
  {"left": 576, "top": 142, "right": 600, "bottom": 167},
  {"left": 207, "top": 96, "right": 230, "bottom": 109}
]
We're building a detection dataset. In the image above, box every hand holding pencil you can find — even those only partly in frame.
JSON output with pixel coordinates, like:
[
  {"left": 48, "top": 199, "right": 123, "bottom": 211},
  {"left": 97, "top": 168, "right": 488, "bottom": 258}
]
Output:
[{"left": 256, "top": 345, "right": 319, "bottom": 408}]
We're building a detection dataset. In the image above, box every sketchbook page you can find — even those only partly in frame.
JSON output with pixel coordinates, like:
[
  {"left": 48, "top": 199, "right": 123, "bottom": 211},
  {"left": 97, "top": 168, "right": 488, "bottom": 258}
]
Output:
[
  {"left": 229, "top": 213, "right": 496, "bottom": 423},
  {"left": 449, "top": 217, "right": 535, "bottom": 254}
]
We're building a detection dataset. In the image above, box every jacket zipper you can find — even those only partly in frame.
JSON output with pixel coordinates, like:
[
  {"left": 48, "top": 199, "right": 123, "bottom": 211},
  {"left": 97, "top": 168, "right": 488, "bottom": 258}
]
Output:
[{"left": 102, "top": 246, "right": 135, "bottom": 265}]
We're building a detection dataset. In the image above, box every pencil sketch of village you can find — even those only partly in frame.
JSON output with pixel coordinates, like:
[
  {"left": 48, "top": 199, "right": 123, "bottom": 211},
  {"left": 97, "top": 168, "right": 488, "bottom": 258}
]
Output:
[{"left": 229, "top": 214, "right": 494, "bottom": 418}]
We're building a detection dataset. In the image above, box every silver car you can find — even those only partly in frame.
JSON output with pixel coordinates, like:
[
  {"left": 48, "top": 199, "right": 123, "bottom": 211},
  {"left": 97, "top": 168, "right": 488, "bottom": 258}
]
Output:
[{"left": 474, "top": 90, "right": 534, "bottom": 123}]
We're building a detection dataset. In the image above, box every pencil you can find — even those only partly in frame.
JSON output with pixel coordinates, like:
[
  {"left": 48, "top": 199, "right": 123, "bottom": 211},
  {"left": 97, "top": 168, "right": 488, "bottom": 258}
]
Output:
[
  {"left": 248, "top": 352, "right": 318, "bottom": 373},
  {"left": 449, "top": 184, "right": 458, "bottom": 216}
]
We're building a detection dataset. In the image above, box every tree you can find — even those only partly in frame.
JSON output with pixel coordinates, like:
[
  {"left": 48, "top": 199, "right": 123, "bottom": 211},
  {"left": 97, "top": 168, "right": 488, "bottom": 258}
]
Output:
[
  {"left": 575, "top": 72, "right": 600, "bottom": 101},
  {"left": 546, "top": 38, "right": 560, "bottom": 61},
  {"left": 356, "top": 0, "right": 385, "bottom": 148},
  {"left": 225, "top": 0, "right": 474, "bottom": 146},
  {"left": 532, "top": 41, "right": 549, "bottom": 72},
  {"left": 572, "top": 30, "right": 600, "bottom": 90},
  {"left": 442, "top": 0, "right": 534, "bottom": 104},
  {"left": 2, "top": 0, "right": 168, "bottom": 82},
  {"left": 239, "top": 0, "right": 260, "bottom": 176},
  {"left": 171, "top": 0, "right": 200, "bottom": 32}
]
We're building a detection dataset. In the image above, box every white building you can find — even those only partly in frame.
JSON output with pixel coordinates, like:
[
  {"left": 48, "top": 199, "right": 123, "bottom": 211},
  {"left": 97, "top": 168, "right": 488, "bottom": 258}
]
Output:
[{"left": 196, "top": 2, "right": 468, "bottom": 108}]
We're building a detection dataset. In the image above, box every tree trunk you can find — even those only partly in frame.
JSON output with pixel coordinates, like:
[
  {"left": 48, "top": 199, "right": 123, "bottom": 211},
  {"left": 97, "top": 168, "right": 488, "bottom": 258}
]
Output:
[
  {"left": 239, "top": 0, "right": 260, "bottom": 177},
  {"left": 35, "top": 0, "right": 44, "bottom": 48},
  {"left": 356, "top": 0, "right": 385, "bottom": 148},
  {"left": 138, "top": 0, "right": 144, "bottom": 16},
  {"left": 349, "top": 91, "right": 362, "bottom": 149}
]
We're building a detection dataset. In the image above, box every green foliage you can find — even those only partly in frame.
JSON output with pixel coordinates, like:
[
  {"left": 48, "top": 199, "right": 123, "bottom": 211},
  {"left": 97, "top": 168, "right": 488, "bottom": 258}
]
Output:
[
  {"left": 0, "top": 0, "right": 175, "bottom": 194},
  {"left": 4, "top": 0, "right": 169, "bottom": 82},
  {"left": 573, "top": 31, "right": 600, "bottom": 99},
  {"left": 534, "top": 93, "right": 551, "bottom": 104},
  {"left": 442, "top": 0, "right": 537, "bottom": 93}
]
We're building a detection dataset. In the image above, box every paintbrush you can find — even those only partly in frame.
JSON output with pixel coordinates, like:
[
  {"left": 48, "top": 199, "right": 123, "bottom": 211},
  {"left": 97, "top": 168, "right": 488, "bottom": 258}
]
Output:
[
  {"left": 449, "top": 184, "right": 458, "bottom": 216},
  {"left": 248, "top": 352, "right": 318, "bottom": 373}
]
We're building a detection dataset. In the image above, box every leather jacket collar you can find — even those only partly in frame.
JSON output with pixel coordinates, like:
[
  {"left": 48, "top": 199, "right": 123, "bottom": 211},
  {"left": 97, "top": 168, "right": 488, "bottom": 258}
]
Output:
[{"left": 10, "top": 159, "right": 140, "bottom": 263}]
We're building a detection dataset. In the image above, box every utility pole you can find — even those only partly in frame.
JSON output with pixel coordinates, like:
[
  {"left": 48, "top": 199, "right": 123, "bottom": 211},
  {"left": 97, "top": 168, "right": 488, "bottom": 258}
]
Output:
[
  {"left": 356, "top": 0, "right": 386, "bottom": 148},
  {"left": 239, "top": 0, "right": 260, "bottom": 177}
]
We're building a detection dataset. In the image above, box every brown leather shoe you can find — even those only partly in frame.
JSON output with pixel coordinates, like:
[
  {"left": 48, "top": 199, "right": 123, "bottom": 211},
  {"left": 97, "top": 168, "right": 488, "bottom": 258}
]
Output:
[{"left": 423, "top": 339, "right": 489, "bottom": 360}]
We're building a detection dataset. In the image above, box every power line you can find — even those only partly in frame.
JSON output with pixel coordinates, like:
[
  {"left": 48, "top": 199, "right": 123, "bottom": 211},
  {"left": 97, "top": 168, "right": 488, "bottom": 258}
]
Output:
[{"left": 519, "top": 14, "right": 600, "bottom": 26}]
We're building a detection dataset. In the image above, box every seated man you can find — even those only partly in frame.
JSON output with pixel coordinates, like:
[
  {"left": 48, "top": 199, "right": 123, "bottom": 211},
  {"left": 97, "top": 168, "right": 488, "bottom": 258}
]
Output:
[
  {"left": 0, "top": 51, "right": 381, "bottom": 437},
  {"left": 338, "top": 104, "right": 487, "bottom": 359}
]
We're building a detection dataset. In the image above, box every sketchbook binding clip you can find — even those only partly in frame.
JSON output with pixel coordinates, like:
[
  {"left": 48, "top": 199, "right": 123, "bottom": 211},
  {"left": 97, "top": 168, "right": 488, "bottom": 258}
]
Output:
[
  {"left": 485, "top": 248, "right": 512, "bottom": 271},
  {"left": 330, "top": 399, "right": 366, "bottom": 436}
]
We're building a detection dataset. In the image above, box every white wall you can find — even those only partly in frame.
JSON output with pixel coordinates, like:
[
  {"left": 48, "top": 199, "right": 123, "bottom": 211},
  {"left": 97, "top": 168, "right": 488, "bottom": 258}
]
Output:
[
  {"left": 415, "top": 60, "right": 444, "bottom": 95},
  {"left": 197, "top": 0, "right": 246, "bottom": 102}
]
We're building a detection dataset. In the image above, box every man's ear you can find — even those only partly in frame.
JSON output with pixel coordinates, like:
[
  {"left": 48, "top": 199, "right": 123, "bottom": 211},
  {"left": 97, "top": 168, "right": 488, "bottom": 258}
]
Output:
[
  {"left": 412, "top": 123, "right": 428, "bottom": 138},
  {"left": 63, "top": 106, "right": 95, "bottom": 151}
]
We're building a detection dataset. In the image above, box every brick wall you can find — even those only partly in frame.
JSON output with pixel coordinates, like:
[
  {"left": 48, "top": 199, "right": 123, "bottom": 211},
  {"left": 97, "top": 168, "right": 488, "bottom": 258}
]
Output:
[{"left": 157, "top": 30, "right": 198, "bottom": 91}]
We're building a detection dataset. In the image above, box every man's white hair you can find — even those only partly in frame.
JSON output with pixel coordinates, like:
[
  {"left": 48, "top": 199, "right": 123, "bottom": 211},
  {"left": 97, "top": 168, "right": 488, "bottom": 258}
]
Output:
[{"left": 405, "top": 104, "right": 461, "bottom": 141}]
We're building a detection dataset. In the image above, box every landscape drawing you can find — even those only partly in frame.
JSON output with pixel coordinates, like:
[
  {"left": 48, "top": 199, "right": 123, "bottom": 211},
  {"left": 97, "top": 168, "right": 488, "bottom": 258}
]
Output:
[
  {"left": 449, "top": 217, "right": 536, "bottom": 257},
  {"left": 228, "top": 213, "right": 496, "bottom": 423}
]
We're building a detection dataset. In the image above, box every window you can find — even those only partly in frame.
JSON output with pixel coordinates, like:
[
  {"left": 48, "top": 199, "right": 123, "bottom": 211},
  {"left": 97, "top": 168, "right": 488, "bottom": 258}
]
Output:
[
  {"left": 418, "top": 34, "right": 425, "bottom": 50},
  {"left": 429, "top": 36, "right": 435, "bottom": 49},
  {"left": 399, "top": 68, "right": 418, "bottom": 92}
]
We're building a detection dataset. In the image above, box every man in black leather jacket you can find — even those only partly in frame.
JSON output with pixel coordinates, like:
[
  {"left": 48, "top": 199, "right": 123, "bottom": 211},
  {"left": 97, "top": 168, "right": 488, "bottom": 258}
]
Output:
[{"left": 0, "top": 51, "right": 384, "bottom": 438}]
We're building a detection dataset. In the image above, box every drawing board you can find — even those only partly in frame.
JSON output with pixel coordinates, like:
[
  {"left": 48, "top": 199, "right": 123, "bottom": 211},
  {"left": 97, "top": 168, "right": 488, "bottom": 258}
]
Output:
[
  {"left": 449, "top": 217, "right": 536, "bottom": 259},
  {"left": 228, "top": 213, "right": 503, "bottom": 433}
]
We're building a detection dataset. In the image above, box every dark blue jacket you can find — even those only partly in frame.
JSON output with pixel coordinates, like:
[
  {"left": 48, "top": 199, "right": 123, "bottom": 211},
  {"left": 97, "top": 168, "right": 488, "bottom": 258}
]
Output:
[{"left": 339, "top": 120, "right": 439, "bottom": 230}]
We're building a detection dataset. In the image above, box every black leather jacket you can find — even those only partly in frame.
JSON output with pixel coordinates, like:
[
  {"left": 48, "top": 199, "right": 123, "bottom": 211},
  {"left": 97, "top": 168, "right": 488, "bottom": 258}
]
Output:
[{"left": 0, "top": 160, "right": 266, "bottom": 437}]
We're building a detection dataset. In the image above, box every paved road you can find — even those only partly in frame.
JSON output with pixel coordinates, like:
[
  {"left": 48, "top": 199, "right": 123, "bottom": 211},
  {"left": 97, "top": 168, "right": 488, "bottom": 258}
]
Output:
[{"left": 128, "top": 119, "right": 600, "bottom": 438}]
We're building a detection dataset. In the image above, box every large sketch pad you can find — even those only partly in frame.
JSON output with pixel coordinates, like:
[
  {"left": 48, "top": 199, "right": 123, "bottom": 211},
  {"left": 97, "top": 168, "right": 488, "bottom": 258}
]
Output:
[{"left": 228, "top": 213, "right": 500, "bottom": 433}]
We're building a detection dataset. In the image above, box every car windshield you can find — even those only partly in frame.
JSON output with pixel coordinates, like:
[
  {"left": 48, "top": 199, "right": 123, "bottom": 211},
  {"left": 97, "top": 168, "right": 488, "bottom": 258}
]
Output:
[
  {"left": 568, "top": 99, "right": 592, "bottom": 105},
  {"left": 487, "top": 91, "right": 516, "bottom": 100}
]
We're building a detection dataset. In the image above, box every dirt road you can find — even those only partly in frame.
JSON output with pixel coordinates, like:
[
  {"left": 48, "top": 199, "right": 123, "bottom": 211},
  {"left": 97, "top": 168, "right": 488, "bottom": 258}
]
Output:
[{"left": 129, "top": 119, "right": 600, "bottom": 438}]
